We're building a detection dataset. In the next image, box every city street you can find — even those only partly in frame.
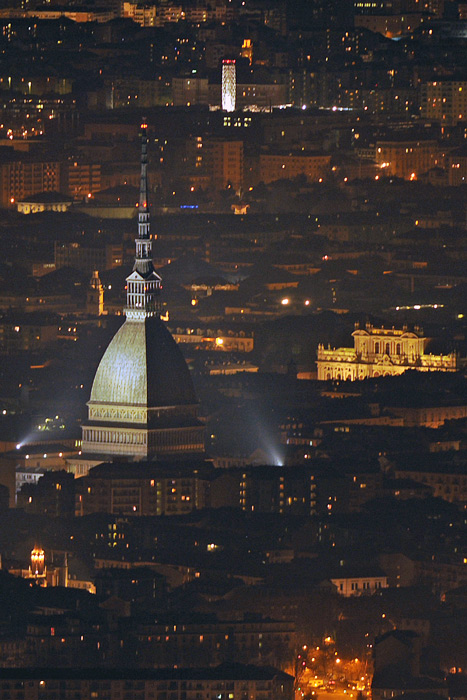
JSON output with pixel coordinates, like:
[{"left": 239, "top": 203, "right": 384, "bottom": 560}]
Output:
[
  {"left": 320, "top": 689, "right": 361, "bottom": 700},
  {"left": 301, "top": 687, "right": 366, "bottom": 700}
]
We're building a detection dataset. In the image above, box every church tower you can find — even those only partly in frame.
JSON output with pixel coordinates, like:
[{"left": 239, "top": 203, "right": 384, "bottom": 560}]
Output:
[
  {"left": 79, "top": 122, "right": 205, "bottom": 469},
  {"left": 86, "top": 270, "right": 104, "bottom": 316}
]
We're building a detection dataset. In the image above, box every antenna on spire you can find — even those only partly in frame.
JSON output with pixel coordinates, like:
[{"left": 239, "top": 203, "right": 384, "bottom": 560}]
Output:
[
  {"left": 139, "top": 118, "right": 149, "bottom": 226},
  {"left": 124, "top": 119, "right": 162, "bottom": 319}
]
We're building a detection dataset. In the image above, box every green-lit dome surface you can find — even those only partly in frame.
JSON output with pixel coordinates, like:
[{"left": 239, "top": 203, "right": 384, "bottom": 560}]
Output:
[{"left": 89, "top": 316, "right": 197, "bottom": 408}]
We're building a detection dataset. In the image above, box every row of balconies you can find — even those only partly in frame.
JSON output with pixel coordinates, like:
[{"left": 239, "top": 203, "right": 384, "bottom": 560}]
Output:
[{"left": 317, "top": 348, "right": 426, "bottom": 364}]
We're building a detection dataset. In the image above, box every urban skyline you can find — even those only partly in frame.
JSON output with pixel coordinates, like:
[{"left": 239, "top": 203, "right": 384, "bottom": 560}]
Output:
[{"left": 0, "top": 1, "right": 465, "bottom": 699}]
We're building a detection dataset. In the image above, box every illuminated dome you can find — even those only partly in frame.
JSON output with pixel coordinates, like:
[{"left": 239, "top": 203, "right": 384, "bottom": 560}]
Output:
[
  {"left": 79, "top": 122, "right": 205, "bottom": 464},
  {"left": 90, "top": 316, "right": 197, "bottom": 408}
]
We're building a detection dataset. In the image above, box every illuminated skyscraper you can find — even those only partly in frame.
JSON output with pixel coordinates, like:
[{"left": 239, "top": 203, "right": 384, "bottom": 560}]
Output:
[{"left": 222, "top": 59, "right": 236, "bottom": 112}]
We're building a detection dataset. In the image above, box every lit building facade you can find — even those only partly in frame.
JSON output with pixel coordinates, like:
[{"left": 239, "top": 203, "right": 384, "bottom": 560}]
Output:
[
  {"left": 259, "top": 151, "right": 331, "bottom": 183},
  {"left": 171, "top": 326, "right": 254, "bottom": 352},
  {"left": 75, "top": 461, "right": 212, "bottom": 516},
  {"left": 330, "top": 574, "right": 388, "bottom": 596},
  {"left": 132, "top": 618, "right": 294, "bottom": 668},
  {"left": 0, "top": 666, "right": 294, "bottom": 700},
  {"left": 0, "top": 159, "right": 60, "bottom": 208},
  {"left": 353, "top": 13, "right": 424, "bottom": 37},
  {"left": 222, "top": 59, "right": 236, "bottom": 112},
  {"left": 123, "top": 1, "right": 157, "bottom": 26},
  {"left": 172, "top": 77, "right": 209, "bottom": 106},
  {"left": 447, "top": 150, "right": 467, "bottom": 186},
  {"left": 394, "top": 464, "right": 467, "bottom": 504},
  {"left": 420, "top": 80, "right": 467, "bottom": 125},
  {"left": 54, "top": 241, "right": 123, "bottom": 273},
  {"left": 16, "top": 193, "right": 73, "bottom": 215},
  {"left": 63, "top": 160, "right": 101, "bottom": 199},
  {"left": 317, "top": 322, "right": 457, "bottom": 381},
  {"left": 236, "top": 82, "right": 288, "bottom": 109},
  {"left": 209, "top": 80, "right": 288, "bottom": 111},
  {"left": 0, "top": 315, "right": 58, "bottom": 353},
  {"left": 203, "top": 139, "right": 243, "bottom": 189},
  {"left": 375, "top": 138, "right": 439, "bottom": 179}
]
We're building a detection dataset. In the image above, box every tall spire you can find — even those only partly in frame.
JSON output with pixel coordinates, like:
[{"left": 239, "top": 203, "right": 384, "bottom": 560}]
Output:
[
  {"left": 134, "top": 119, "right": 152, "bottom": 275},
  {"left": 125, "top": 120, "right": 161, "bottom": 320},
  {"left": 137, "top": 118, "right": 150, "bottom": 249}
]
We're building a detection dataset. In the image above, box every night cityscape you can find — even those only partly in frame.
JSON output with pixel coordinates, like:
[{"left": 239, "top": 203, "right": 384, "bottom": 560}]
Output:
[{"left": 0, "top": 0, "right": 466, "bottom": 698}]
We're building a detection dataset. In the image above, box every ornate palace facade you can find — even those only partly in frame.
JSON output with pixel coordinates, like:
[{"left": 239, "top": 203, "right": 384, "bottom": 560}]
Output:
[{"left": 317, "top": 322, "right": 457, "bottom": 381}]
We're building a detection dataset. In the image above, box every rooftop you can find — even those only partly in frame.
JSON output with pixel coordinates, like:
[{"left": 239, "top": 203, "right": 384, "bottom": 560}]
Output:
[{"left": 0, "top": 664, "right": 293, "bottom": 681}]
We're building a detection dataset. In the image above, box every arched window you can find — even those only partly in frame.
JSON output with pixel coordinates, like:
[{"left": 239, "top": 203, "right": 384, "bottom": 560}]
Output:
[
  {"left": 385, "top": 343, "right": 390, "bottom": 355},
  {"left": 396, "top": 343, "right": 401, "bottom": 355},
  {"left": 374, "top": 342, "right": 380, "bottom": 354}
]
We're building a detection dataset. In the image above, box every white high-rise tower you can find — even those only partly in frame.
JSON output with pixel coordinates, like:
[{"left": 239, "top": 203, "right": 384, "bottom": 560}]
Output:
[{"left": 222, "top": 59, "right": 236, "bottom": 112}]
